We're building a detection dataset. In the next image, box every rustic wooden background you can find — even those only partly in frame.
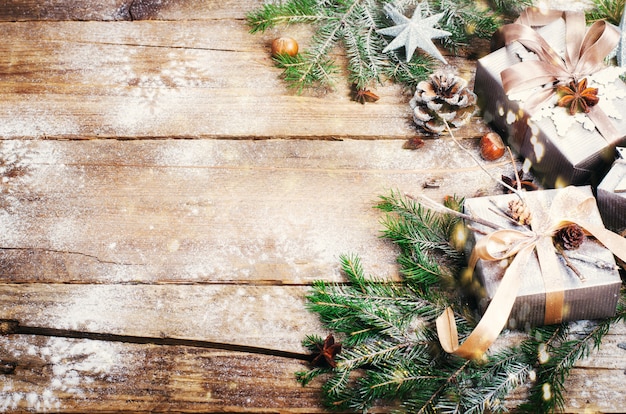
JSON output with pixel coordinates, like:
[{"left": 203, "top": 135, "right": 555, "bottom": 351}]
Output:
[{"left": 0, "top": 0, "right": 624, "bottom": 412}]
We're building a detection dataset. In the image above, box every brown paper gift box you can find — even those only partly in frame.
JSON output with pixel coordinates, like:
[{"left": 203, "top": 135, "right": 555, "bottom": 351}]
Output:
[
  {"left": 474, "top": 18, "right": 626, "bottom": 188},
  {"left": 597, "top": 149, "right": 626, "bottom": 232},
  {"left": 463, "top": 186, "right": 621, "bottom": 329}
]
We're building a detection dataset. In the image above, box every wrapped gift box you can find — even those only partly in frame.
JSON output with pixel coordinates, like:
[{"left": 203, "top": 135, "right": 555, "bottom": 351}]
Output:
[
  {"left": 474, "top": 18, "right": 626, "bottom": 187},
  {"left": 463, "top": 186, "right": 622, "bottom": 329},
  {"left": 597, "top": 148, "right": 626, "bottom": 232}
]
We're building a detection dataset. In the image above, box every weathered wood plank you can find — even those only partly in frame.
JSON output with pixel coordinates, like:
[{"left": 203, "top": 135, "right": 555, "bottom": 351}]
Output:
[
  {"left": 1, "top": 283, "right": 624, "bottom": 359},
  {"left": 1, "top": 2, "right": 624, "bottom": 412},
  {"left": 0, "top": 138, "right": 505, "bottom": 284},
  {"left": 0, "top": 0, "right": 265, "bottom": 21},
  {"left": 0, "top": 0, "right": 132, "bottom": 21},
  {"left": 0, "top": 21, "right": 480, "bottom": 140},
  {"left": 0, "top": 284, "right": 323, "bottom": 352},
  {"left": 127, "top": 0, "right": 266, "bottom": 21},
  {"left": 0, "top": 292, "right": 624, "bottom": 413},
  {"left": 0, "top": 335, "right": 329, "bottom": 413}
]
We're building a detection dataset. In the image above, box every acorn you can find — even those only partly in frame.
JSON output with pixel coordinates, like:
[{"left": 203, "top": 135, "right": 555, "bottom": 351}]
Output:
[
  {"left": 479, "top": 131, "right": 505, "bottom": 161},
  {"left": 271, "top": 37, "right": 299, "bottom": 57}
]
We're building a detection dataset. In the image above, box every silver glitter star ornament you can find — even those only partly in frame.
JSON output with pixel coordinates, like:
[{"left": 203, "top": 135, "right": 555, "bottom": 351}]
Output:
[{"left": 378, "top": 2, "right": 451, "bottom": 64}]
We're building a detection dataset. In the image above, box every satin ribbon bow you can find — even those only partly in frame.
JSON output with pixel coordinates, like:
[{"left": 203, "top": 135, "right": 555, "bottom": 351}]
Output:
[
  {"left": 500, "top": 10, "right": 621, "bottom": 140},
  {"left": 436, "top": 187, "right": 626, "bottom": 360}
]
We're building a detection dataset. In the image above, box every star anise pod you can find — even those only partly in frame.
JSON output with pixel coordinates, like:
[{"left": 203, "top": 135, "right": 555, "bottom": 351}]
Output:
[
  {"left": 351, "top": 84, "right": 379, "bottom": 104},
  {"left": 310, "top": 334, "right": 342, "bottom": 368},
  {"left": 556, "top": 78, "right": 599, "bottom": 115}
]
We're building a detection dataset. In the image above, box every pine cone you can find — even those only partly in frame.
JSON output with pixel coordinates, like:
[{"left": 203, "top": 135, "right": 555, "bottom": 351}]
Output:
[
  {"left": 508, "top": 199, "right": 531, "bottom": 226},
  {"left": 554, "top": 224, "right": 585, "bottom": 250},
  {"left": 409, "top": 70, "right": 477, "bottom": 135}
]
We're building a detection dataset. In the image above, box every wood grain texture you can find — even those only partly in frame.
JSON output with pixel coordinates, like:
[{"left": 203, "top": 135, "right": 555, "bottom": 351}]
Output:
[
  {"left": 0, "top": 292, "right": 624, "bottom": 413},
  {"left": 0, "top": 139, "right": 506, "bottom": 285},
  {"left": 0, "top": 0, "right": 266, "bottom": 21},
  {"left": 0, "top": 20, "right": 481, "bottom": 140},
  {"left": 0, "top": 284, "right": 322, "bottom": 352},
  {"left": 0, "top": 0, "right": 625, "bottom": 412},
  {"left": 0, "top": 138, "right": 623, "bottom": 412},
  {"left": 0, "top": 0, "right": 132, "bottom": 21},
  {"left": 0, "top": 335, "right": 329, "bottom": 413}
]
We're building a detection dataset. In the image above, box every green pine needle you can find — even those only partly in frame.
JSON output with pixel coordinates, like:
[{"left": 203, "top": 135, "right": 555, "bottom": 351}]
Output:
[
  {"left": 586, "top": 0, "right": 625, "bottom": 25},
  {"left": 273, "top": 52, "right": 339, "bottom": 92},
  {"left": 246, "top": 0, "right": 324, "bottom": 33},
  {"left": 297, "top": 191, "right": 625, "bottom": 413},
  {"left": 247, "top": 0, "right": 518, "bottom": 91},
  {"left": 249, "top": 0, "right": 625, "bottom": 91}
]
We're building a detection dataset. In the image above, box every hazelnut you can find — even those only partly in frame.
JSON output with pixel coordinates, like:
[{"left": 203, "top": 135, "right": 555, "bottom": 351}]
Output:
[
  {"left": 271, "top": 37, "right": 299, "bottom": 57},
  {"left": 480, "top": 131, "right": 505, "bottom": 161}
]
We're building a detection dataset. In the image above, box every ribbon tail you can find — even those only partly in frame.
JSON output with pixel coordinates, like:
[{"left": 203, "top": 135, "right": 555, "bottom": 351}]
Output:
[
  {"left": 436, "top": 308, "right": 458, "bottom": 354},
  {"left": 587, "top": 105, "right": 620, "bottom": 143},
  {"left": 535, "top": 237, "right": 565, "bottom": 324},
  {"left": 436, "top": 245, "right": 534, "bottom": 359}
]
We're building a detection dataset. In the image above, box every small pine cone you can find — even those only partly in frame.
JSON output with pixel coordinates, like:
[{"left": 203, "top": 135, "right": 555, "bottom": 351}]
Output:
[
  {"left": 508, "top": 199, "right": 532, "bottom": 225},
  {"left": 554, "top": 224, "right": 585, "bottom": 250},
  {"left": 409, "top": 70, "right": 477, "bottom": 135}
]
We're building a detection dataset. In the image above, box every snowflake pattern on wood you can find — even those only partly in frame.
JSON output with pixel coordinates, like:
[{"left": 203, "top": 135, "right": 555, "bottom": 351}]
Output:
[{"left": 107, "top": 48, "right": 215, "bottom": 131}]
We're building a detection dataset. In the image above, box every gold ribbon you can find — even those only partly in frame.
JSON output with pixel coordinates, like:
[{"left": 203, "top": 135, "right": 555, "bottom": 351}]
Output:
[
  {"left": 500, "top": 10, "right": 621, "bottom": 140},
  {"left": 436, "top": 187, "right": 626, "bottom": 360}
]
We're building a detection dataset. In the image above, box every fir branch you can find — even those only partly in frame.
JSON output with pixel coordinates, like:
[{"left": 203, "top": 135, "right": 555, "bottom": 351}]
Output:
[
  {"left": 488, "top": 0, "right": 534, "bottom": 18},
  {"left": 323, "top": 367, "right": 353, "bottom": 400},
  {"left": 382, "top": 54, "right": 435, "bottom": 88},
  {"left": 273, "top": 53, "right": 339, "bottom": 92},
  {"left": 414, "top": 358, "right": 472, "bottom": 414},
  {"left": 246, "top": 0, "right": 327, "bottom": 33},
  {"left": 430, "top": 0, "right": 501, "bottom": 51},
  {"left": 338, "top": 339, "right": 415, "bottom": 370},
  {"left": 376, "top": 190, "right": 462, "bottom": 251},
  {"left": 396, "top": 250, "right": 452, "bottom": 291},
  {"left": 586, "top": 0, "right": 626, "bottom": 25},
  {"left": 295, "top": 366, "right": 329, "bottom": 386},
  {"left": 306, "top": 255, "right": 443, "bottom": 347},
  {"left": 248, "top": 0, "right": 526, "bottom": 91},
  {"left": 518, "top": 305, "right": 624, "bottom": 414},
  {"left": 460, "top": 347, "right": 533, "bottom": 414},
  {"left": 298, "top": 194, "right": 624, "bottom": 413},
  {"left": 376, "top": 190, "right": 466, "bottom": 293},
  {"left": 341, "top": 1, "right": 388, "bottom": 88},
  {"left": 357, "top": 358, "right": 447, "bottom": 411}
]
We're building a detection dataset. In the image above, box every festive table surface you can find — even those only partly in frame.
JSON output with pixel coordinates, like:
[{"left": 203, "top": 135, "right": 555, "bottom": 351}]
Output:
[{"left": 0, "top": 1, "right": 624, "bottom": 412}]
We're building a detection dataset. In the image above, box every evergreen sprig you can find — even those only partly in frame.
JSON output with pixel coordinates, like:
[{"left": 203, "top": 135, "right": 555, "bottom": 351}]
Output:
[
  {"left": 297, "top": 191, "right": 626, "bottom": 413},
  {"left": 247, "top": 0, "right": 512, "bottom": 91},
  {"left": 586, "top": 0, "right": 625, "bottom": 25},
  {"left": 430, "top": 0, "right": 501, "bottom": 52},
  {"left": 520, "top": 291, "right": 626, "bottom": 413},
  {"left": 249, "top": 0, "right": 624, "bottom": 92},
  {"left": 488, "top": 0, "right": 534, "bottom": 17}
]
